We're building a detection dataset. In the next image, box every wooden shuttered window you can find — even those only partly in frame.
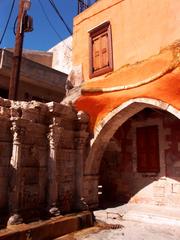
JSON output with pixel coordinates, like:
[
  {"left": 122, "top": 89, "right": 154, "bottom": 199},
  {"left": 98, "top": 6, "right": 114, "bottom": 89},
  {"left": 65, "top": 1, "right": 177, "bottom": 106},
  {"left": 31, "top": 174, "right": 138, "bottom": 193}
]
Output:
[
  {"left": 92, "top": 36, "right": 101, "bottom": 71},
  {"left": 89, "top": 21, "right": 113, "bottom": 78},
  {"left": 136, "top": 125, "right": 160, "bottom": 173},
  {"left": 92, "top": 33, "right": 109, "bottom": 71}
]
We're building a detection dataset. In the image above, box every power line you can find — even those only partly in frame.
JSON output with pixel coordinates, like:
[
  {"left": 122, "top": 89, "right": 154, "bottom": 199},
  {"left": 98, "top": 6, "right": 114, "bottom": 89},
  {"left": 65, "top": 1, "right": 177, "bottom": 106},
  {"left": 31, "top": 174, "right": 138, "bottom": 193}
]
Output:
[
  {"left": 48, "top": 0, "right": 72, "bottom": 35},
  {"left": 38, "top": 0, "right": 72, "bottom": 51},
  {"left": 38, "top": 0, "right": 63, "bottom": 41},
  {"left": 0, "top": 0, "right": 16, "bottom": 45}
]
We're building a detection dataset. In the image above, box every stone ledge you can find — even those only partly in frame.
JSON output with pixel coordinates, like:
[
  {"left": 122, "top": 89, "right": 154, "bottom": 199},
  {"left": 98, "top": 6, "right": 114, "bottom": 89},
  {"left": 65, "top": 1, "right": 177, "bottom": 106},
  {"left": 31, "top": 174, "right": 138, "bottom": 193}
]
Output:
[{"left": 0, "top": 211, "right": 93, "bottom": 240}]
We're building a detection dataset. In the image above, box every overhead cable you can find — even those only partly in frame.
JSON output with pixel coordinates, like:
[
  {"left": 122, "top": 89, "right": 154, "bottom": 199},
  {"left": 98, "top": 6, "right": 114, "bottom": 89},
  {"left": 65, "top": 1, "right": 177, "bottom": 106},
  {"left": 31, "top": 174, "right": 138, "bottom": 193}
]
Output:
[
  {"left": 0, "top": 0, "right": 16, "bottom": 45},
  {"left": 48, "top": 0, "right": 72, "bottom": 35},
  {"left": 38, "top": 0, "right": 72, "bottom": 51}
]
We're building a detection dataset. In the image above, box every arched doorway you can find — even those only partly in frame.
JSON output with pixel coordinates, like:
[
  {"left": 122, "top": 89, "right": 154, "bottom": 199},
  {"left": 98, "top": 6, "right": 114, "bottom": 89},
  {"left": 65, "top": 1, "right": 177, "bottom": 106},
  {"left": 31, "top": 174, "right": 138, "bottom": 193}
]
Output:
[{"left": 83, "top": 98, "right": 180, "bottom": 209}]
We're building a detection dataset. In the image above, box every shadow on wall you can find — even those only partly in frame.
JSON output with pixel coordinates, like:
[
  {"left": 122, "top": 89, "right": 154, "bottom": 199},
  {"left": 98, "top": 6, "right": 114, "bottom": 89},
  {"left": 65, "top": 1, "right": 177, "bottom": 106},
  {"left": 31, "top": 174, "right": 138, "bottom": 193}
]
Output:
[
  {"left": 98, "top": 108, "right": 180, "bottom": 209},
  {"left": 0, "top": 99, "right": 87, "bottom": 229}
]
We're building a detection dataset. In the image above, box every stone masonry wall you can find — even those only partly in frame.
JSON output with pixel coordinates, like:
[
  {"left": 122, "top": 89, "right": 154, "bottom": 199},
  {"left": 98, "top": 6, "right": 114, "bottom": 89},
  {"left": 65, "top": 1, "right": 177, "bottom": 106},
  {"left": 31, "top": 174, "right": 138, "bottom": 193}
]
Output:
[
  {"left": 0, "top": 98, "right": 89, "bottom": 227},
  {"left": 99, "top": 109, "right": 180, "bottom": 207},
  {"left": 0, "top": 110, "right": 12, "bottom": 221}
]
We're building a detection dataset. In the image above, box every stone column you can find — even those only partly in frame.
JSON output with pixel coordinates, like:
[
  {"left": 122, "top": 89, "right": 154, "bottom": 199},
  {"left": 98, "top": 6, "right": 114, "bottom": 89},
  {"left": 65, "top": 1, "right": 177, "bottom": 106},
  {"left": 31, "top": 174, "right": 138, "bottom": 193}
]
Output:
[
  {"left": 74, "top": 111, "right": 90, "bottom": 210},
  {"left": 83, "top": 175, "right": 99, "bottom": 209},
  {"left": 47, "top": 120, "right": 60, "bottom": 216},
  {"left": 8, "top": 120, "right": 25, "bottom": 225}
]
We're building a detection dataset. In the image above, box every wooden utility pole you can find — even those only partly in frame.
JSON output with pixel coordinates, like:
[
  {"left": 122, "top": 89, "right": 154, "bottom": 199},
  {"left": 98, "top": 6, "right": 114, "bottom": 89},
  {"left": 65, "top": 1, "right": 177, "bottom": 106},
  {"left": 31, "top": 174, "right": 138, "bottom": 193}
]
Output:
[{"left": 9, "top": 0, "right": 32, "bottom": 100}]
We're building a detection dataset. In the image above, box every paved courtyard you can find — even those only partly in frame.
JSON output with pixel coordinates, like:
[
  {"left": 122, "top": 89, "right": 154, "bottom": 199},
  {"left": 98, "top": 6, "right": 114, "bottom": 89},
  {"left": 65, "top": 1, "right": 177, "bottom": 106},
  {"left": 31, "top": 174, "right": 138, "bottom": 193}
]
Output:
[
  {"left": 78, "top": 221, "right": 180, "bottom": 240},
  {"left": 56, "top": 203, "right": 180, "bottom": 240}
]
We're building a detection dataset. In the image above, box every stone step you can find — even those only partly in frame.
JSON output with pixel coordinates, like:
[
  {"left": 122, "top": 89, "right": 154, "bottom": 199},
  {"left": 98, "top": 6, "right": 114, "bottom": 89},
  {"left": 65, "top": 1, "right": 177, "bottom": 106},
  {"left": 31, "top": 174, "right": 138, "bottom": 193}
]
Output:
[{"left": 0, "top": 211, "right": 93, "bottom": 240}]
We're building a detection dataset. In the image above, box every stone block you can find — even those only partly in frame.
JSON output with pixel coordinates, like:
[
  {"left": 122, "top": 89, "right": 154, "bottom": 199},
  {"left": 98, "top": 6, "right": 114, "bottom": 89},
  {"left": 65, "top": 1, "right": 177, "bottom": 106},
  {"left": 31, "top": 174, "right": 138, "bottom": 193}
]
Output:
[
  {"left": 23, "top": 167, "right": 39, "bottom": 185},
  {"left": 153, "top": 186, "right": 165, "bottom": 197},
  {"left": 0, "top": 167, "right": 8, "bottom": 177},
  {"left": 174, "top": 167, "right": 180, "bottom": 177},
  {"left": 21, "top": 146, "right": 39, "bottom": 167},
  {"left": 61, "top": 174, "right": 74, "bottom": 182},
  {"left": 0, "top": 121, "right": 12, "bottom": 141},
  {"left": 0, "top": 142, "right": 12, "bottom": 158},
  {"left": 39, "top": 167, "right": 47, "bottom": 179},
  {"left": 22, "top": 184, "right": 39, "bottom": 209},
  {"left": 172, "top": 183, "right": 180, "bottom": 194},
  {"left": 25, "top": 124, "right": 48, "bottom": 146},
  {"left": 0, "top": 211, "right": 93, "bottom": 240},
  {"left": 0, "top": 192, "right": 7, "bottom": 208}
]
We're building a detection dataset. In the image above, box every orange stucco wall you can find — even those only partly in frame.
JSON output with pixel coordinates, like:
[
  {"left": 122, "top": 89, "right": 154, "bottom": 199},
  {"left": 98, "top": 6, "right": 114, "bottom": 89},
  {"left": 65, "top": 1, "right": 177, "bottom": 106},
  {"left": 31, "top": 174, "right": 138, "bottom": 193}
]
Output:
[
  {"left": 73, "top": 0, "right": 180, "bottom": 81},
  {"left": 75, "top": 69, "right": 180, "bottom": 129},
  {"left": 73, "top": 0, "right": 180, "bottom": 131}
]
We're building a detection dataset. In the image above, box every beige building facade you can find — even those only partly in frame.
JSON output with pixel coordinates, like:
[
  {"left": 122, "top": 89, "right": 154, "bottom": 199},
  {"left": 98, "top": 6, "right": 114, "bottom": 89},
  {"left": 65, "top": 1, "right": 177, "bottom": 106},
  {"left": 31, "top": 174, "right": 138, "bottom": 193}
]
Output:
[{"left": 0, "top": 48, "right": 67, "bottom": 102}]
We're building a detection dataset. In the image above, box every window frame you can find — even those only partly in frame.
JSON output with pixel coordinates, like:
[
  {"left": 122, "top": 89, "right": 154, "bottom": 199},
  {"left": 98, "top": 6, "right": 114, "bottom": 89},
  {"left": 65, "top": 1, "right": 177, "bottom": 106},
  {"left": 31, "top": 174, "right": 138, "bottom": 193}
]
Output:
[{"left": 89, "top": 21, "right": 113, "bottom": 78}]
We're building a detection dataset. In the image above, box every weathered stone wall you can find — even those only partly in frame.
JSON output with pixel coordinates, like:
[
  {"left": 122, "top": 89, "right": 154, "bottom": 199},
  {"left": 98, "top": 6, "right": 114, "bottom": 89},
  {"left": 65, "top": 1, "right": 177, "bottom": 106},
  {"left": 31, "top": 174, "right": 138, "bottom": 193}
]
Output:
[
  {"left": 0, "top": 105, "right": 12, "bottom": 221},
  {"left": 1, "top": 95, "right": 179, "bottom": 227},
  {"left": 99, "top": 109, "right": 180, "bottom": 207},
  {"left": 0, "top": 98, "right": 89, "bottom": 227}
]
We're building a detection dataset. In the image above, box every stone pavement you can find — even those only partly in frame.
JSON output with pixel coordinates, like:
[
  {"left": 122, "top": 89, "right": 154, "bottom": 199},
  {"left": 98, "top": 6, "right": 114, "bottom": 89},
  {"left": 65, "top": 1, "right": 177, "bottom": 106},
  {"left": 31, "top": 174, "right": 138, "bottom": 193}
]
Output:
[
  {"left": 55, "top": 204, "right": 180, "bottom": 240},
  {"left": 77, "top": 220, "right": 180, "bottom": 240},
  {"left": 94, "top": 203, "right": 180, "bottom": 226}
]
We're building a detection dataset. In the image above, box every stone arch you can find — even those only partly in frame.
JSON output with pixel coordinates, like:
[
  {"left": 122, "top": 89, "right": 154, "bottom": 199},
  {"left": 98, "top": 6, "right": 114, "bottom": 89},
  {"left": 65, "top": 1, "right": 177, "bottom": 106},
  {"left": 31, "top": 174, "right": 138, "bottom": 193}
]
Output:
[
  {"left": 84, "top": 98, "right": 180, "bottom": 175},
  {"left": 83, "top": 98, "right": 180, "bottom": 208}
]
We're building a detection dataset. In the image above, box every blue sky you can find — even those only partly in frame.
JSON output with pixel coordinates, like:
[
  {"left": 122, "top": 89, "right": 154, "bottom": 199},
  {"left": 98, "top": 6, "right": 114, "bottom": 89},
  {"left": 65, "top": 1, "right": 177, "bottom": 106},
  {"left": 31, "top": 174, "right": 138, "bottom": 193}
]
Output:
[{"left": 0, "top": 0, "right": 96, "bottom": 51}]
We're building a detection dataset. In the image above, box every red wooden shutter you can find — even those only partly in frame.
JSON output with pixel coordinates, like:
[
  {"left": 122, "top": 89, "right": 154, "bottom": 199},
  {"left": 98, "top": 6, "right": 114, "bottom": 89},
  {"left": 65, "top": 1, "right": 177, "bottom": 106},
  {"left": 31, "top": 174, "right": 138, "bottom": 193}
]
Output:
[
  {"left": 147, "top": 126, "right": 160, "bottom": 172},
  {"left": 92, "top": 32, "right": 109, "bottom": 71},
  {"left": 89, "top": 21, "right": 113, "bottom": 78},
  {"left": 136, "top": 127, "right": 148, "bottom": 172},
  {"left": 101, "top": 33, "right": 109, "bottom": 68},
  {"left": 92, "top": 37, "right": 101, "bottom": 71},
  {"left": 136, "top": 126, "right": 160, "bottom": 172}
]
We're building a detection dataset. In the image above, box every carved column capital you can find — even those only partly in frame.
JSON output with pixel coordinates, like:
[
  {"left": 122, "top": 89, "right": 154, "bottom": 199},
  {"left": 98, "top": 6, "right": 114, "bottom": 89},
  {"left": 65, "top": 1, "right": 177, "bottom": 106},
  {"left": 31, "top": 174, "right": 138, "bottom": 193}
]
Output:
[
  {"left": 77, "top": 111, "right": 89, "bottom": 123},
  {"left": 11, "top": 122, "right": 26, "bottom": 144}
]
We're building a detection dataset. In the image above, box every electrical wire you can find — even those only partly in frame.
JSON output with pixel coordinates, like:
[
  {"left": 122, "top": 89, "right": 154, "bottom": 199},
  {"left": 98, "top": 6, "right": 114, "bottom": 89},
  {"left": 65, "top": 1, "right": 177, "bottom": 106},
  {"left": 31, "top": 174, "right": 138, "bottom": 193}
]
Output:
[
  {"left": 48, "top": 0, "right": 72, "bottom": 35},
  {"left": 49, "top": 0, "right": 72, "bottom": 35},
  {"left": 0, "top": 0, "right": 16, "bottom": 45},
  {"left": 38, "top": 0, "right": 72, "bottom": 51},
  {"left": 38, "top": 0, "right": 63, "bottom": 41}
]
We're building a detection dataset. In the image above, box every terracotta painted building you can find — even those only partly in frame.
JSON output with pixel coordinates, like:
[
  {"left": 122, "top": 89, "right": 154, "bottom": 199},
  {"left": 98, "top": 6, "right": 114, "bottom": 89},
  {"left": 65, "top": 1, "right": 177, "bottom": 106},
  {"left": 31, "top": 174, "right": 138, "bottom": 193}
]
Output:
[{"left": 71, "top": 0, "right": 180, "bottom": 208}]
